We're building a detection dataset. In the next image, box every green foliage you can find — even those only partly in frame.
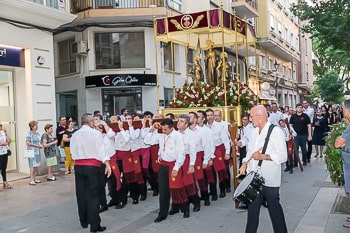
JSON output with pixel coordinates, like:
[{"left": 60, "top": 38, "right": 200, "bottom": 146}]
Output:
[
  {"left": 291, "top": 0, "right": 350, "bottom": 83},
  {"left": 314, "top": 71, "right": 345, "bottom": 104},
  {"left": 325, "top": 121, "right": 348, "bottom": 186}
]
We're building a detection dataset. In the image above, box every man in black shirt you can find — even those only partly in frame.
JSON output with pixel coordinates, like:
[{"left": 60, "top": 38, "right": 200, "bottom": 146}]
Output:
[
  {"left": 56, "top": 116, "right": 66, "bottom": 162},
  {"left": 289, "top": 103, "right": 312, "bottom": 166}
]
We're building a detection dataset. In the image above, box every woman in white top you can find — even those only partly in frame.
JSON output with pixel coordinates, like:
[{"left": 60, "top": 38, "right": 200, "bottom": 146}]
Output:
[{"left": 0, "top": 124, "right": 12, "bottom": 190}]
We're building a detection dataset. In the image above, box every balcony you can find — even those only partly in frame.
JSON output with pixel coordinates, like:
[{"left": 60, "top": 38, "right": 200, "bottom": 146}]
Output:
[
  {"left": 69, "top": 0, "right": 181, "bottom": 24},
  {"left": 71, "top": 0, "right": 179, "bottom": 13},
  {"left": 231, "top": 0, "right": 259, "bottom": 18}
]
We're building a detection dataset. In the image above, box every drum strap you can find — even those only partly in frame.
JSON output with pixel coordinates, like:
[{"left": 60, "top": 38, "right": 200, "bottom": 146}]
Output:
[{"left": 258, "top": 124, "right": 275, "bottom": 167}]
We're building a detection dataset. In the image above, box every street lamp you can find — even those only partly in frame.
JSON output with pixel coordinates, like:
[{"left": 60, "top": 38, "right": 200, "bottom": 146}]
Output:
[{"left": 267, "top": 60, "right": 280, "bottom": 102}]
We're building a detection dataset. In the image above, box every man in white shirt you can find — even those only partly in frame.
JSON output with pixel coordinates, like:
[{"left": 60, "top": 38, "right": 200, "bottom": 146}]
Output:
[
  {"left": 236, "top": 113, "right": 255, "bottom": 168},
  {"left": 206, "top": 109, "right": 231, "bottom": 199},
  {"left": 70, "top": 113, "right": 111, "bottom": 233},
  {"left": 268, "top": 103, "right": 284, "bottom": 126},
  {"left": 239, "top": 105, "right": 287, "bottom": 233},
  {"left": 154, "top": 118, "right": 187, "bottom": 223}
]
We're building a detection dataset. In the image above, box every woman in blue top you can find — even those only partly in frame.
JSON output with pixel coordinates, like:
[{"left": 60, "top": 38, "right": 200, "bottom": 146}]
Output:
[{"left": 26, "top": 120, "right": 43, "bottom": 185}]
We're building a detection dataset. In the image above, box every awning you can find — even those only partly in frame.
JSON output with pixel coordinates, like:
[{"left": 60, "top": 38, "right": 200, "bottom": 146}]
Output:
[{"left": 258, "top": 90, "right": 276, "bottom": 101}]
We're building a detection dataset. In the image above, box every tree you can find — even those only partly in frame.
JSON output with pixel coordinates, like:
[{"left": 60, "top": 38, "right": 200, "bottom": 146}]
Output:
[
  {"left": 292, "top": 0, "right": 350, "bottom": 89},
  {"left": 315, "top": 71, "right": 345, "bottom": 104}
]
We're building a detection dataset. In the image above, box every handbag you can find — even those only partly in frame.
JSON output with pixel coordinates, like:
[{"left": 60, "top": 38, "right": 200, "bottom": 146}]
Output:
[
  {"left": 6, "top": 149, "right": 11, "bottom": 156},
  {"left": 24, "top": 149, "right": 35, "bottom": 158},
  {"left": 24, "top": 132, "right": 35, "bottom": 159}
]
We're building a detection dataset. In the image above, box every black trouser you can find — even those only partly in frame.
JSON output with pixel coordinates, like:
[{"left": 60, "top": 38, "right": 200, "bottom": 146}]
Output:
[
  {"left": 0, "top": 155, "right": 8, "bottom": 182},
  {"left": 245, "top": 186, "right": 287, "bottom": 233},
  {"left": 99, "top": 164, "right": 107, "bottom": 207},
  {"left": 239, "top": 146, "right": 247, "bottom": 168},
  {"left": 307, "top": 139, "right": 312, "bottom": 160},
  {"left": 158, "top": 164, "right": 170, "bottom": 218},
  {"left": 74, "top": 165, "right": 101, "bottom": 230}
]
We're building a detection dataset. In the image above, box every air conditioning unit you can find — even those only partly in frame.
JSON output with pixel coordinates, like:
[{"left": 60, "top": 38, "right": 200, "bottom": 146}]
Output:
[{"left": 71, "top": 41, "right": 88, "bottom": 56}]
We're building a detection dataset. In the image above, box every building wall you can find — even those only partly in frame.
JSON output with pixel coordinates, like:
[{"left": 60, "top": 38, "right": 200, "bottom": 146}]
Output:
[{"left": 0, "top": 22, "right": 57, "bottom": 174}]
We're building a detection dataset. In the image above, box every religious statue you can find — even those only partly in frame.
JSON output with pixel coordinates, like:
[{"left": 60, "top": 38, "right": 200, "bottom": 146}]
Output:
[
  {"left": 205, "top": 41, "right": 217, "bottom": 86},
  {"left": 216, "top": 52, "right": 232, "bottom": 87},
  {"left": 189, "top": 55, "right": 204, "bottom": 86}
]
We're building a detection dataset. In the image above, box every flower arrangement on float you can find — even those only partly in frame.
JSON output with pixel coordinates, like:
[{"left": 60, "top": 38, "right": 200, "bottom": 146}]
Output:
[{"left": 170, "top": 80, "right": 258, "bottom": 111}]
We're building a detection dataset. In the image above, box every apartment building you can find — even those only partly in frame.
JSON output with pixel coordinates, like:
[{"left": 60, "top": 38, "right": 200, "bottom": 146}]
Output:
[{"left": 0, "top": 0, "right": 75, "bottom": 173}]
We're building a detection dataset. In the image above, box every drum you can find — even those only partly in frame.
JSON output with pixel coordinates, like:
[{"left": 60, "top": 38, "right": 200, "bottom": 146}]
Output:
[{"left": 232, "top": 171, "right": 265, "bottom": 206}]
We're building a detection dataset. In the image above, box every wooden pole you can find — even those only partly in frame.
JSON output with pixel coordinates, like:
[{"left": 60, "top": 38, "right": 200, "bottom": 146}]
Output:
[{"left": 229, "top": 124, "right": 239, "bottom": 208}]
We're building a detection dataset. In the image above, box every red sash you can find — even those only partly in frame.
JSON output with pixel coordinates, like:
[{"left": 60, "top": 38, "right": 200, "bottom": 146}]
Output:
[
  {"left": 182, "top": 154, "right": 196, "bottom": 196},
  {"left": 74, "top": 159, "right": 101, "bottom": 167},
  {"left": 110, "top": 153, "right": 121, "bottom": 191},
  {"left": 150, "top": 144, "right": 159, "bottom": 172},
  {"left": 194, "top": 151, "right": 205, "bottom": 180},
  {"left": 117, "top": 150, "right": 136, "bottom": 183},
  {"left": 131, "top": 149, "right": 144, "bottom": 184},
  {"left": 212, "top": 144, "right": 227, "bottom": 172}
]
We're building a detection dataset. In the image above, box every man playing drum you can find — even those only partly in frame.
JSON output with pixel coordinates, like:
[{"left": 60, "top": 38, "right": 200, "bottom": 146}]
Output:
[{"left": 238, "top": 105, "right": 288, "bottom": 233}]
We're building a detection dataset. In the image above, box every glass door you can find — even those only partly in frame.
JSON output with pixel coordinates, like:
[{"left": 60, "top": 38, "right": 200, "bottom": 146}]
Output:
[{"left": 0, "top": 70, "right": 17, "bottom": 171}]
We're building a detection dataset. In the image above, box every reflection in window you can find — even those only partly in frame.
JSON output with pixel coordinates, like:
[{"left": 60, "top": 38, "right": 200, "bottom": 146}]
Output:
[
  {"left": 95, "top": 32, "right": 145, "bottom": 69},
  {"left": 58, "top": 38, "right": 76, "bottom": 75},
  {"left": 163, "top": 43, "right": 176, "bottom": 71}
]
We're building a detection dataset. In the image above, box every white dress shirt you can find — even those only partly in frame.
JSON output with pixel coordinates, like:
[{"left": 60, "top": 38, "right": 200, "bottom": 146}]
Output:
[
  {"left": 140, "top": 127, "right": 150, "bottom": 148},
  {"left": 304, "top": 106, "right": 315, "bottom": 123},
  {"left": 268, "top": 111, "right": 284, "bottom": 126},
  {"left": 190, "top": 125, "right": 215, "bottom": 165},
  {"left": 114, "top": 129, "right": 130, "bottom": 151},
  {"left": 238, "top": 122, "right": 255, "bottom": 151},
  {"left": 70, "top": 125, "right": 109, "bottom": 162},
  {"left": 181, "top": 128, "right": 196, "bottom": 166},
  {"left": 245, "top": 122, "right": 287, "bottom": 187},
  {"left": 206, "top": 121, "right": 230, "bottom": 154},
  {"left": 158, "top": 129, "right": 185, "bottom": 171},
  {"left": 129, "top": 126, "right": 141, "bottom": 152}
]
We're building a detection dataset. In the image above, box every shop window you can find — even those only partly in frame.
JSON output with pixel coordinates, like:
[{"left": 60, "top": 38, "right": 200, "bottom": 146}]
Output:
[
  {"left": 56, "top": 91, "right": 78, "bottom": 124},
  {"left": 95, "top": 32, "right": 145, "bottom": 69},
  {"left": 58, "top": 38, "right": 77, "bottom": 75},
  {"left": 163, "top": 42, "right": 178, "bottom": 72},
  {"left": 164, "top": 88, "right": 174, "bottom": 108}
]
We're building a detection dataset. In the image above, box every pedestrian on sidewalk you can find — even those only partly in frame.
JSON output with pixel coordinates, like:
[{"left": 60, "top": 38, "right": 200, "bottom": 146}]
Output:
[
  {"left": 0, "top": 123, "right": 12, "bottom": 190},
  {"left": 26, "top": 120, "right": 43, "bottom": 185},
  {"left": 239, "top": 105, "right": 288, "bottom": 233},
  {"left": 41, "top": 124, "right": 58, "bottom": 181},
  {"left": 70, "top": 113, "right": 112, "bottom": 232}
]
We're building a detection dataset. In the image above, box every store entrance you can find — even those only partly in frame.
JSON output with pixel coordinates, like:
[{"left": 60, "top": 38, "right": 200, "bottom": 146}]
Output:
[
  {"left": 0, "top": 70, "right": 17, "bottom": 171},
  {"left": 102, "top": 88, "right": 142, "bottom": 118}
]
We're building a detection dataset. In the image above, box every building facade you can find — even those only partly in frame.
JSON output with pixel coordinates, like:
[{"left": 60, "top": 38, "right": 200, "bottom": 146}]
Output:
[{"left": 0, "top": 0, "right": 75, "bottom": 173}]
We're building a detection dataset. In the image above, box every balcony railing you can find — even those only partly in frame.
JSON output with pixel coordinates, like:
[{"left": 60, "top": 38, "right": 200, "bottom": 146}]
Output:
[
  {"left": 232, "top": 0, "right": 257, "bottom": 10},
  {"left": 71, "top": 0, "right": 168, "bottom": 13}
]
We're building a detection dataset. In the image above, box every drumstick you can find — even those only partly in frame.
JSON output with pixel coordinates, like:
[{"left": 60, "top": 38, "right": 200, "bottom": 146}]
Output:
[{"left": 236, "top": 146, "right": 263, "bottom": 178}]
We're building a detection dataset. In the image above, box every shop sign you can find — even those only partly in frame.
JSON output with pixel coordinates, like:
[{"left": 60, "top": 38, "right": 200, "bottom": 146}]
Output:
[
  {"left": 0, "top": 46, "right": 25, "bottom": 67},
  {"left": 86, "top": 74, "right": 156, "bottom": 88}
]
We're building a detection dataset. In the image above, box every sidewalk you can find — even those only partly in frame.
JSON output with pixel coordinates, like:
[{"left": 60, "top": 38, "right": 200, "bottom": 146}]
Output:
[{"left": 0, "top": 156, "right": 347, "bottom": 233}]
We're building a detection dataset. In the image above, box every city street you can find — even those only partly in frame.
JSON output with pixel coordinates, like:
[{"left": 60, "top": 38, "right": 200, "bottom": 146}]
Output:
[{"left": 0, "top": 157, "right": 348, "bottom": 233}]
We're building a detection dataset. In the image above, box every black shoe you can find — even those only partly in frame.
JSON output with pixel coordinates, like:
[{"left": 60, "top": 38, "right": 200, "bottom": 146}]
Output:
[
  {"left": 183, "top": 205, "right": 190, "bottom": 218},
  {"left": 307, "top": 159, "right": 311, "bottom": 163},
  {"left": 303, "top": 162, "right": 307, "bottom": 166},
  {"left": 219, "top": 191, "right": 226, "bottom": 198},
  {"left": 153, "top": 190, "right": 159, "bottom": 196},
  {"left": 169, "top": 208, "right": 180, "bottom": 215},
  {"left": 154, "top": 215, "right": 166, "bottom": 223},
  {"left": 193, "top": 204, "right": 200, "bottom": 212},
  {"left": 81, "top": 223, "right": 88, "bottom": 229},
  {"left": 115, "top": 202, "right": 127, "bottom": 209},
  {"left": 132, "top": 199, "right": 139, "bottom": 205},
  {"left": 289, "top": 169, "right": 293, "bottom": 174},
  {"left": 90, "top": 225, "right": 107, "bottom": 232},
  {"left": 140, "top": 195, "right": 147, "bottom": 201},
  {"left": 99, "top": 205, "right": 108, "bottom": 213},
  {"left": 226, "top": 187, "right": 231, "bottom": 193},
  {"left": 211, "top": 195, "right": 218, "bottom": 201},
  {"left": 204, "top": 200, "right": 210, "bottom": 206},
  {"left": 284, "top": 167, "right": 290, "bottom": 172}
]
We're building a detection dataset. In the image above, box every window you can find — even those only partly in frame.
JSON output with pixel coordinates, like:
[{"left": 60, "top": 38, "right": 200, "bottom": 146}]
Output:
[
  {"left": 269, "top": 59, "right": 274, "bottom": 70},
  {"left": 164, "top": 88, "right": 174, "bottom": 108},
  {"left": 187, "top": 49, "right": 194, "bottom": 72},
  {"left": 260, "top": 55, "right": 266, "bottom": 69},
  {"left": 167, "top": 0, "right": 183, "bottom": 12},
  {"left": 290, "top": 33, "right": 294, "bottom": 46},
  {"left": 95, "top": 32, "right": 145, "bottom": 69},
  {"left": 248, "top": 56, "right": 256, "bottom": 67},
  {"left": 163, "top": 43, "right": 177, "bottom": 71},
  {"left": 270, "top": 14, "right": 275, "bottom": 31},
  {"left": 283, "top": 66, "right": 287, "bottom": 77},
  {"left": 278, "top": 21, "right": 283, "bottom": 38},
  {"left": 285, "top": 28, "right": 289, "bottom": 42},
  {"left": 58, "top": 38, "right": 76, "bottom": 75}
]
